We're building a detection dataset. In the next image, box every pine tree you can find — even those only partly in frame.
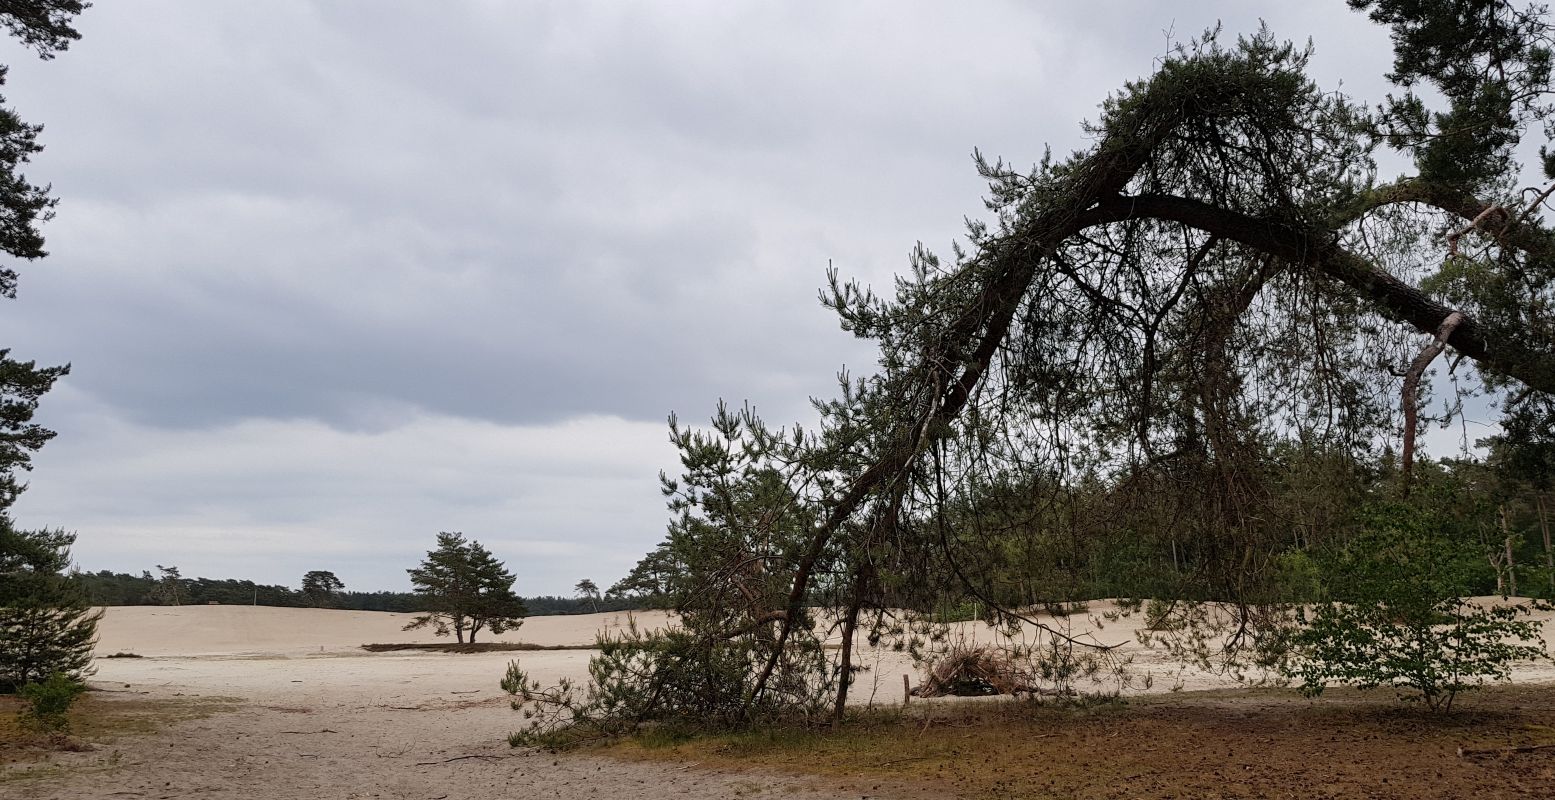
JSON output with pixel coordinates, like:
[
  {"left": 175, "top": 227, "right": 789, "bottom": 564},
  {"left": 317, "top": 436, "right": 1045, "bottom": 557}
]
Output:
[
  {"left": 0, "top": 2, "right": 92, "bottom": 695},
  {"left": 573, "top": 578, "right": 599, "bottom": 613},
  {"left": 146, "top": 564, "right": 186, "bottom": 606},
  {"left": 404, "top": 532, "right": 525, "bottom": 644},
  {"left": 0, "top": 527, "right": 99, "bottom": 691},
  {"left": 523, "top": 1, "right": 1555, "bottom": 729},
  {"left": 300, "top": 570, "right": 345, "bottom": 607}
]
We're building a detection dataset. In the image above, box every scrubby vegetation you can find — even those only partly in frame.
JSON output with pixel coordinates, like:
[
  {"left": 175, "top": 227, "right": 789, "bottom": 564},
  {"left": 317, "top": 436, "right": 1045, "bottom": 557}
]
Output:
[
  {"left": 15, "top": 673, "right": 85, "bottom": 734},
  {"left": 1287, "top": 502, "right": 1549, "bottom": 710}
]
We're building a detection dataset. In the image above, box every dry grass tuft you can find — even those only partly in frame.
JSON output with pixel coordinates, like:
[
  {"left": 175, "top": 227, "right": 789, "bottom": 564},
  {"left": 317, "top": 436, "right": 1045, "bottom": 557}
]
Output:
[{"left": 1, "top": 691, "right": 242, "bottom": 778}]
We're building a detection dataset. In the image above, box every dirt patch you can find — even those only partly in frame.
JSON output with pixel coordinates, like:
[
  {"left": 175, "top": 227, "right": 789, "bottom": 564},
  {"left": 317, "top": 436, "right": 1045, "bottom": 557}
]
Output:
[
  {"left": 3, "top": 690, "right": 870, "bottom": 800},
  {"left": 1, "top": 691, "right": 243, "bottom": 782},
  {"left": 612, "top": 684, "right": 1555, "bottom": 799}
]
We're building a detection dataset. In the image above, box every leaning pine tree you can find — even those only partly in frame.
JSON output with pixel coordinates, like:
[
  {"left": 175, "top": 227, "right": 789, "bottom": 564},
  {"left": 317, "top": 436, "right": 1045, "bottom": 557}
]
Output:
[{"left": 510, "top": 1, "right": 1555, "bottom": 741}]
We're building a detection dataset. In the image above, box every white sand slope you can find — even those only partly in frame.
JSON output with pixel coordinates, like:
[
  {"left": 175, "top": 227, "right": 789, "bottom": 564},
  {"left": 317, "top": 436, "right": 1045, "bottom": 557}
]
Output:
[{"left": 93, "top": 605, "right": 674, "bottom": 656}]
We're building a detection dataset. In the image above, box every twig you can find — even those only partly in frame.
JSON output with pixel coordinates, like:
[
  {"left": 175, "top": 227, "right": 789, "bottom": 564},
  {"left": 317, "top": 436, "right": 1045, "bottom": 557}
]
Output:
[
  {"left": 413, "top": 754, "right": 513, "bottom": 766},
  {"left": 1458, "top": 743, "right": 1555, "bottom": 758},
  {"left": 1512, "top": 180, "right": 1555, "bottom": 232},
  {"left": 280, "top": 729, "right": 338, "bottom": 734}
]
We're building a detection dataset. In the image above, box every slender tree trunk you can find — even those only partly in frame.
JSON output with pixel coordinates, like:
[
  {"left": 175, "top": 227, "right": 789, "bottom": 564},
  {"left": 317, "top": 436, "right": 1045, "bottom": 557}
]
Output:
[
  {"left": 832, "top": 593, "right": 863, "bottom": 727},
  {"left": 1487, "top": 519, "right": 1506, "bottom": 596},
  {"left": 1500, "top": 505, "right": 1517, "bottom": 597},
  {"left": 1507, "top": 533, "right": 1518, "bottom": 597},
  {"left": 1400, "top": 313, "right": 1465, "bottom": 496},
  {"left": 1537, "top": 492, "right": 1553, "bottom": 595}
]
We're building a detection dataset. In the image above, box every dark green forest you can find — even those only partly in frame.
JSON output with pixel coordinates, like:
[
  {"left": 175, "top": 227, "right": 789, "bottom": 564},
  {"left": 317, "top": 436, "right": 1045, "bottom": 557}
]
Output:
[{"left": 73, "top": 570, "right": 645, "bottom": 616}]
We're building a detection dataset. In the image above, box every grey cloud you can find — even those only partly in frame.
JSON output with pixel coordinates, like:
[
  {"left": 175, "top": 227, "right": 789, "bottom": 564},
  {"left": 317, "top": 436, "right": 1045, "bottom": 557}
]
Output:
[{"left": 0, "top": 1, "right": 1416, "bottom": 590}]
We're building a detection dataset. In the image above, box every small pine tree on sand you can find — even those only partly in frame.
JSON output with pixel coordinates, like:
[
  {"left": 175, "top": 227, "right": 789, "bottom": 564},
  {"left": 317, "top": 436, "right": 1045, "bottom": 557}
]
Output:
[{"left": 0, "top": 526, "right": 100, "bottom": 692}]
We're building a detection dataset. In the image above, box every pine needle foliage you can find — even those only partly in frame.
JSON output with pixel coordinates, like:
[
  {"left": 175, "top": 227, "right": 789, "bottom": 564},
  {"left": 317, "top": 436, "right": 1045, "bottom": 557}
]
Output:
[{"left": 0, "top": 527, "right": 98, "bottom": 692}]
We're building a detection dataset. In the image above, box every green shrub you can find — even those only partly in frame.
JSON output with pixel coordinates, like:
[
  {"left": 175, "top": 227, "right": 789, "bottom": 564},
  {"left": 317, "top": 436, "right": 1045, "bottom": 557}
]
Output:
[
  {"left": 503, "top": 615, "right": 831, "bottom": 748},
  {"left": 18, "top": 672, "right": 86, "bottom": 732},
  {"left": 1284, "top": 503, "right": 1549, "bottom": 711}
]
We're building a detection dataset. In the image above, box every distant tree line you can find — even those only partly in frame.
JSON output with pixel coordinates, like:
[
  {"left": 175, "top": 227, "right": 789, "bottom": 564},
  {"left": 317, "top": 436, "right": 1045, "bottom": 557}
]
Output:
[{"left": 72, "top": 569, "right": 646, "bottom": 616}]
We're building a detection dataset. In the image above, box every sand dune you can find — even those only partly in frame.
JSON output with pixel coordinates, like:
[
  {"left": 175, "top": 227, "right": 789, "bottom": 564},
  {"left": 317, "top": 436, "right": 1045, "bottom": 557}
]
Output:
[
  {"left": 93, "top": 604, "right": 674, "bottom": 656},
  {"left": 88, "top": 599, "right": 1555, "bottom": 701}
]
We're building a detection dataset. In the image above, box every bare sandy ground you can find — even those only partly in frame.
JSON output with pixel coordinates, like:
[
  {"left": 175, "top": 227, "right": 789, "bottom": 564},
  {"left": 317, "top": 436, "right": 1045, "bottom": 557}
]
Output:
[
  {"left": 8, "top": 601, "right": 1554, "bottom": 799},
  {"left": 13, "top": 607, "right": 917, "bottom": 800},
  {"left": 91, "top": 605, "right": 678, "bottom": 656}
]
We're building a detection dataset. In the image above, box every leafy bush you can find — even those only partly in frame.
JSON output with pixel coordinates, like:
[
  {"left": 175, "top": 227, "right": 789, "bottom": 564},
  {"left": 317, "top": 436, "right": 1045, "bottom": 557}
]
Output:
[
  {"left": 18, "top": 671, "right": 86, "bottom": 732},
  {"left": 502, "top": 616, "right": 830, "bottom": 748},
  {"left": 1285, "top": 503, "right": 1549, "bottom": 711}
]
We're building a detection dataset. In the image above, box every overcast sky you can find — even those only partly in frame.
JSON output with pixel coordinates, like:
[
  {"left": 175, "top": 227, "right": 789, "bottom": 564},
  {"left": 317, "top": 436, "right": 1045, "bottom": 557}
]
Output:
[{"left": 0, "top": 2, "right": 1421, "bottom": 595}]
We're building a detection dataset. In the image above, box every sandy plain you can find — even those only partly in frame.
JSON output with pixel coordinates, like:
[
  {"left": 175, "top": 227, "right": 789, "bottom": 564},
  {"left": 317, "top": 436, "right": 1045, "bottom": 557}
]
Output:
[{"left": 5, "top": 601, "right": 1554, "bottom": 799}]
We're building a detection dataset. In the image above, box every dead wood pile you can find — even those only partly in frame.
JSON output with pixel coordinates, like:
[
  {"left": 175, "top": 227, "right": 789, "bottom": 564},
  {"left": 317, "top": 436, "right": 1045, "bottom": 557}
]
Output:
[{"left": 913, "top": 645, "right": 1037, "bottom": 697}]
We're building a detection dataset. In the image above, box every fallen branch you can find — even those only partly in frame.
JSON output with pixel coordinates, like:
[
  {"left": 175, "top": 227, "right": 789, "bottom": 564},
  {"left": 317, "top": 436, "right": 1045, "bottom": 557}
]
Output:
[
  {"left": 874, "top": 756, "right": 929, "bottom": 767},
  {"left": 1457, "top": 743, "right": 1555, "bottom": 758},
  {"left": 414, "top": 754, "right": 514, "bottom": 766}
]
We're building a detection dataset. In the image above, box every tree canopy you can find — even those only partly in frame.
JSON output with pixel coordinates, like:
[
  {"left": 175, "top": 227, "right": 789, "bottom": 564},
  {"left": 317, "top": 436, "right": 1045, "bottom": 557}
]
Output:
[
  {"left": 522, "top": 1, "right": 1555, "bottom": 738},
  {"left": 405, "top": 532, "right": 526, "bottom": 644},
  {"left": 300, "top": 570, "right": 345, "bottom": 608}
]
